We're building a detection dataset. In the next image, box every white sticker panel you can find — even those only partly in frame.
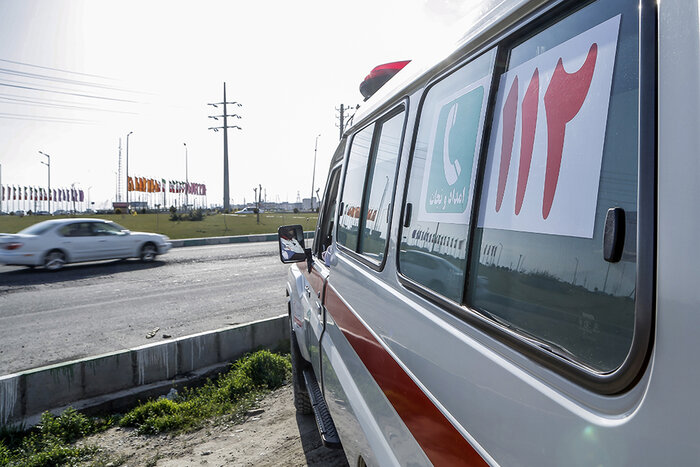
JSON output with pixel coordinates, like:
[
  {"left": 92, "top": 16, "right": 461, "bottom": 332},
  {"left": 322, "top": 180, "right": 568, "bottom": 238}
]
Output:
[
  {"left": 478, "top": 15, "right": 621, "bottom": 238},
  {"left": 417, "top": 74, "right": 492, "bottom": 224}
]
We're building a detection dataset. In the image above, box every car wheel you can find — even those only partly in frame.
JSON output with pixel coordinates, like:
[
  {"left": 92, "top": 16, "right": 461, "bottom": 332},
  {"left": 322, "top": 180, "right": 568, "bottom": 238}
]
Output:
[
  {"left": 140, "top": 243, "right": 157, "bottom": 262},
  {"left": 290, "top": 315, "right": 312, "bottom": 415},
  {"left": 44, "top": 250, "right": 66, "bottom": 271}
]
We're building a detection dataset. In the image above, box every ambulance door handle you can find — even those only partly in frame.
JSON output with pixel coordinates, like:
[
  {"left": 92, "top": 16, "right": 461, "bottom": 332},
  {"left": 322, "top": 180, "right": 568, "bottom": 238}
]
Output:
[
  {"left": 316, "top": 302, "right": 323, "bottom": 315},
  {"left": 305, "top": 285, "right": 311, "bottom": 297}
]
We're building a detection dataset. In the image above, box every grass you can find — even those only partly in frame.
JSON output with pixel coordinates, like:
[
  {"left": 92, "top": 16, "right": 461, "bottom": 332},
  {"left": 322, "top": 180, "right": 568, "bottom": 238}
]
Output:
[
  {"left": 0, "top": 409, "right": 113, "bottom": 467},
  {"left": 119, "top": 350, "right": 290, "bottom": 434},
  {"left": 0, "top": 212, "right": 318, "bottom": 239},
  {"left": 0, "top": 350, "right": 291, "bottom": 466}
]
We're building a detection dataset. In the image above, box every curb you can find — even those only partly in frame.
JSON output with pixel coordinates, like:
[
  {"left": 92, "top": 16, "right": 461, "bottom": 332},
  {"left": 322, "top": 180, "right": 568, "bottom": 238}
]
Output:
[
  {"left": 170, "top": 231, "right": 314, "bottom": 248},
  {"left": 0, "top": 315, "right": 289, "bottom": 428}
]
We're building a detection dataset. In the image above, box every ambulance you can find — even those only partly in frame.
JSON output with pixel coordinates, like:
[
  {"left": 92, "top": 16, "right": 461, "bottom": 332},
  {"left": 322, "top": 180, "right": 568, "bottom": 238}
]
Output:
[{"left": 278, "top": 0, "right": 700, "bottom": 464}]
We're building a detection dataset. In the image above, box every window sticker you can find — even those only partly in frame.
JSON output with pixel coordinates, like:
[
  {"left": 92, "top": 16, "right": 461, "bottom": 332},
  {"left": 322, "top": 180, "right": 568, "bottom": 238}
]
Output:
[
  {"left": 418, "top": 75, "right": 492, "bottom": 224},
  {"left": 478, "top": 15, "right": 621, "bottom": 238}
]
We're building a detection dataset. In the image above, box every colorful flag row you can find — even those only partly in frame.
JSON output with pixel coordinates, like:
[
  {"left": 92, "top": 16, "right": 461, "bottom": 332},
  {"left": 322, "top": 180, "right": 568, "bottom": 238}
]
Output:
[
  {"left": 127, "top": 176, "right": 206, "bottom": 196},
  {"left": 0, "top": 185, "right": 84, "bottom": 202}
]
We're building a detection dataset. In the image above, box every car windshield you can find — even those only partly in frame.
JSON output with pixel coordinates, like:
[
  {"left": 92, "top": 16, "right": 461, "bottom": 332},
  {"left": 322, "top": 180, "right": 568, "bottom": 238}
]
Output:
[
  {"left": 108, "top": 222, "right": 127, "bottom": 231},
  {"left": 18, "top": 222, "right": 55, "bottom": 236}
]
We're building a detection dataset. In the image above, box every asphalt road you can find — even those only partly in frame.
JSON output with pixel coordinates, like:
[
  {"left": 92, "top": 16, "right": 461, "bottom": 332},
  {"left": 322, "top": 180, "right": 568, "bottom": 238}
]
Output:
[{"left": 0, "top": 242, "right": 290, "bottom": 375}]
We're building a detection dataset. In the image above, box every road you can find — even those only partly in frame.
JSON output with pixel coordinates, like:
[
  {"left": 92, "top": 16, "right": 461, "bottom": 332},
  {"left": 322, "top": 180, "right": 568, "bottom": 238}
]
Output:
[{"left": 0, "top": 242, "right": 290, "bottom": 375}]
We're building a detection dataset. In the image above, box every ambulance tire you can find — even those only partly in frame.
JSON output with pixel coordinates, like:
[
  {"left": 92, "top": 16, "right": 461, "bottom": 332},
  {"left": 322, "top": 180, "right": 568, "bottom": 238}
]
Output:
[{"left": 290, "top": 317, "right": 313, "bottom": 415}]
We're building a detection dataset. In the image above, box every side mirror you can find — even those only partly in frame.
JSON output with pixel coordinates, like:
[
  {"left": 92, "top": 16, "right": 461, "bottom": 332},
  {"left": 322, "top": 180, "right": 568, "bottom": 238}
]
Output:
[{"left": 278, "top": 225, "right": 309, "bottom": 264}]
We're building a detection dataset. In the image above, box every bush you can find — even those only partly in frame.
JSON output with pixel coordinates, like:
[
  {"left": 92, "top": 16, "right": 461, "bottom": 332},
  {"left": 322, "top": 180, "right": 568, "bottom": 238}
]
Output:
[
  {"left": 236, "top": 350, "right": 290, "bottom": 389},
  {"left": 169, "top": 212, "right": 180, "bottom": 222},
  {"left": 0, "top": 408, "right": 106, "bottom": 466},
  {"left": 293, "top": 208, "right": 299, "bottom": 214},
  {"left": 114, "top": 208, "right": 121, "bottom": 214},
  {"left": 169, "top": 205, "right": 176, "bottom": 214},
  {"left": 119, "top": 399, "right": 183, "bottom": 435},
  {"left": 188, "top": 209, "right": 204, "bottom": 221},
  {"left": 119, "top": 350, "right": 291, "bottom": 435},
  {"left": 0, "top": 441, "right": 10, "bottom": 464},
  {"left": 37, "top": 408, "right": 93, "bottom": 444}
]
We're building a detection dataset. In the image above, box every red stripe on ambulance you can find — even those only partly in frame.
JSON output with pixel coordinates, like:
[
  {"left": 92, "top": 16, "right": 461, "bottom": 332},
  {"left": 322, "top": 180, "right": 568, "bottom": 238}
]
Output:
[{"left": 325, "top": 284, "right": 488, "bottom": 467}]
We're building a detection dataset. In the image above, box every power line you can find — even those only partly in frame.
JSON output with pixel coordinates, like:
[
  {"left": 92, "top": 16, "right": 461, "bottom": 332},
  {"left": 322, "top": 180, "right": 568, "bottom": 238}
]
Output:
[
  {"left": 0, "top": 95, "right": 137, "bottom": 114},
  {"left": 0, "top": 58, "right": 116, "bottom": 80},
  {"left": 0, "top": 67, "right": 142, "bottom": 94},
  {"left": 0, "top": 112, "right": 95, "bottom": 124},
  {"left": 0, "top": 81, "right": 140, "bottom": 103}
]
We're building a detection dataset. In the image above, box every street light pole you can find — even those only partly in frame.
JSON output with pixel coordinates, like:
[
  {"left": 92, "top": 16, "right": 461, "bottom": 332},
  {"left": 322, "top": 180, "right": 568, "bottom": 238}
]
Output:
[
  {"left": 39, "top": 151, "right": 51, "bottom": 213},
  {"left": 184, "top": 143, "right": 189, "bottom": 209},
  {"left": 126, "top": 131, "right": 133, "bottom": 206},
  {"left": 311, "top": 134, "right": 320, "bottom": 211}
]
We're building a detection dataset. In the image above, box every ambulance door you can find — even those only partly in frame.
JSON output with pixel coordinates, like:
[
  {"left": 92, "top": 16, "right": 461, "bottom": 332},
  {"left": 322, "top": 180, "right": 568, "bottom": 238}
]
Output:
[{"left": 302, "top": 167, "right": 342, "bottom": 382}]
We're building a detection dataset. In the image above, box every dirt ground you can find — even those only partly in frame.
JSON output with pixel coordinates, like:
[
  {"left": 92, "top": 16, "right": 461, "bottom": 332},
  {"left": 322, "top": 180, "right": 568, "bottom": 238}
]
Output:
[{"left": 80, "top": 384, "right": 350, "bottom": 467}]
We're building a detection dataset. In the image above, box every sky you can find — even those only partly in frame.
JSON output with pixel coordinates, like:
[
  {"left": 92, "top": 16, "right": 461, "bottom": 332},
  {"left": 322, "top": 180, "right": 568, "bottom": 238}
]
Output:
[{"left": 0, "top": 0, "right": 471, "bottom": 210}]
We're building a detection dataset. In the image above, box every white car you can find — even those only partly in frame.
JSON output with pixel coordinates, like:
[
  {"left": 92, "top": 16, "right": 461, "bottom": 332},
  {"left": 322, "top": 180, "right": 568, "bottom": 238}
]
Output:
[
  {"left": 0, "top": 218, "right": 172, "bottom": 270},
  {"left": 235, "top": 207, "right": 259, "bottom": 214}
]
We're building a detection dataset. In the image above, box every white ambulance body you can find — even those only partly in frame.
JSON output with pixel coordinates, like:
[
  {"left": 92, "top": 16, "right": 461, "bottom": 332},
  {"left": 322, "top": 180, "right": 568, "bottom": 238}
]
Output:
[{"left": 279, "top": 0, "right": 700, "bottom": 465}]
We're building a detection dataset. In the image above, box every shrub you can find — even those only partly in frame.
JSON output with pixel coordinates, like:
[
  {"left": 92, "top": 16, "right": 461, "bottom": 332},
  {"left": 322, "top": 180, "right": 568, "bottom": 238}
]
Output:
[
  {"left": 0, "top": 441, "right": 10, "bottom": 464},
  {"left": 0, "top": 409, "right": 105, "bottom": 466},
  {"left": 169, "top": 205, "right": 176, "bottom": 214},
  {"left": 37, "top": 408, "right": 93, "bottom": 444},
  {"left": 188, "top": 209, "right": 204, "bottom": 221},
  {"left": 293, "top": 208, "right": 299, "bottom": 214},
  {"left": 114, "top": 208, "right": 121, "bottom": 214},
  {"left": 236, "top": 350, "right": 290, "bottom": 390},
  {"left": 119, "top": 350, "right": 290, "bottom": 435}
]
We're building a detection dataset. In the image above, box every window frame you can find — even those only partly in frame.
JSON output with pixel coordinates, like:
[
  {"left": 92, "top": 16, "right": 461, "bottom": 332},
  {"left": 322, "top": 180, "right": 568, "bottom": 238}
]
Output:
[
  {"left": 336, "top": 102, "right": 409, "bottom": 271},
  {"left": 313, "top": 165, "right": 343, "bottom": 259},
  {"left": 395, "top": 0, "right": 655, "bottom": 394}
]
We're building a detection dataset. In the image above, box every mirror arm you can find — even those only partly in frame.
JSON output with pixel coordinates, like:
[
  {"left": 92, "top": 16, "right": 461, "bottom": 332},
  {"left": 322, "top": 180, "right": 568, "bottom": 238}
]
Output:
[{"left": 305, "top": 248, "right": 313, "bottom": 273}]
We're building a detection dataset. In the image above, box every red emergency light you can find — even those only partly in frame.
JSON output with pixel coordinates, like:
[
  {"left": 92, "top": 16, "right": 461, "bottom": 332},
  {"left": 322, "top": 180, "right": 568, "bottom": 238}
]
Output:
[{"left": 359, "top": 60, "right": 411, "bottom": 100}]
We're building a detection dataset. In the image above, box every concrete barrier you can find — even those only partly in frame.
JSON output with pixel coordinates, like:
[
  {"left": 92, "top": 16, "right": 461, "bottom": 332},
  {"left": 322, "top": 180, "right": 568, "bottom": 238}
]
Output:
[
  {"left": 0, "top": 314, "right": 289, "bottom": 428},
  {"left": 170, "top": 231, "right": 314, "bottom": 248}
]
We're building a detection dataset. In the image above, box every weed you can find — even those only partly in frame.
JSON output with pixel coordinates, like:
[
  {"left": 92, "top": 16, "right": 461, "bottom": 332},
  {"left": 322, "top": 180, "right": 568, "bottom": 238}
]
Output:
[
  {"left": 0, "top": 408, "right": 112, "bottom": 466},
  {"left": 0, "top": 350, "right": 290, "bottom": 465},
  {"left": 119, "top": 350, "right": 291, "bottom": 435}
]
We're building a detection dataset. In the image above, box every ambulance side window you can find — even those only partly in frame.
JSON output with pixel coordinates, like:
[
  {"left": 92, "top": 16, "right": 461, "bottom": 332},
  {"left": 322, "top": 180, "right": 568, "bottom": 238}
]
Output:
[
  {"left": 466, "top": 0, "right": 641, "bottom": 373},
  {"left": 398, "top": 51, "right": 496, "bottom": 302},
  {"left": 358, "top": 111, "right": 404, "bottom": 262},
  {"left": 337, "top": 125, "right": 374, "bottom": 251},
  {"left": 338, "top": 107, "right": 405, "bottom": 265}
]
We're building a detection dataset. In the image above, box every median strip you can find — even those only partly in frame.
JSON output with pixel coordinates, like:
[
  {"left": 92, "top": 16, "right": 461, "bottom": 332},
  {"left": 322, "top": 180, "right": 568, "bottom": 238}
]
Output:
[
  {"left": 169, "top": 231, "right": 314, "bottom": 248},
  {"left": 0, "top": 315, "right": 289, "bottom": 429}
]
